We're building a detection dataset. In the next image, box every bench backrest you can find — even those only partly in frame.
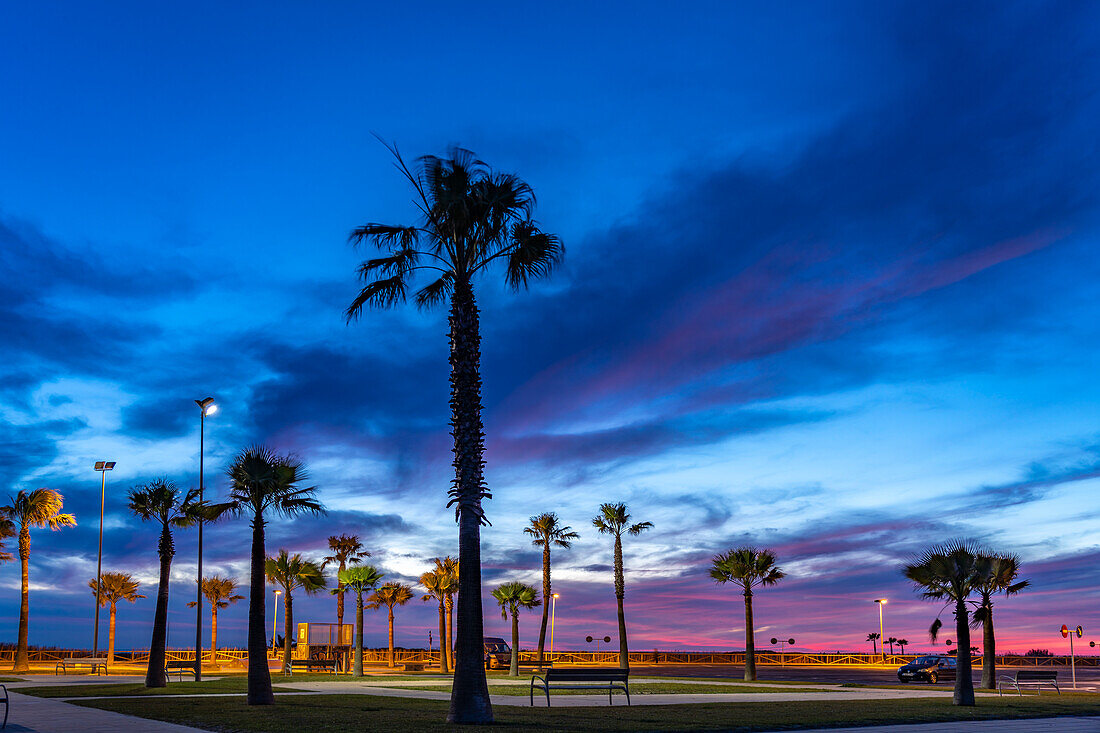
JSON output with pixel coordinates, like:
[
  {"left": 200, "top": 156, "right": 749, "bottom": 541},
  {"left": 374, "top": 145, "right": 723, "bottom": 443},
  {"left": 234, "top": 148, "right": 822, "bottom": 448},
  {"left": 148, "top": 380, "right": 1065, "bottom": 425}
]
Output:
[
  {"left": 1016, "top": 670, "right": 1058, "bottom": 680},
  {"left": 165, "top": 661, "right": 195, "bottom": 668},
  {"left": 63, "top": 658, "right": 105, "bottom": 664},
  {"left": 546, "top": 668, "right": 628, "bottom": 682}
]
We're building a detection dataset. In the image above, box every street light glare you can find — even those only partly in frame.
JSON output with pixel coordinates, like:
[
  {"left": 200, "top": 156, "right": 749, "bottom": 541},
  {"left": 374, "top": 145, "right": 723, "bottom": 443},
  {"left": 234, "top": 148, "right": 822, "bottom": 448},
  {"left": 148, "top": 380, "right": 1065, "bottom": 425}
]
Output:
[
  {"left": 205, "top": 403, "right": 218, "bottom": 416},
  {"left": 874, "top": 598, "right": 887, "bottom": 604},
  {"left": 552, "top": 594, "right": 560, "bottom": 598}
]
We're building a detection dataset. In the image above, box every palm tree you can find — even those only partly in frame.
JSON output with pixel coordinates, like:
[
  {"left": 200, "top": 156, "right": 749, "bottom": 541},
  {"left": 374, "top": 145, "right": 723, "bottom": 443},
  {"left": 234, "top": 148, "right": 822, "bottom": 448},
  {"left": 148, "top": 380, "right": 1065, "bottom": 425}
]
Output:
[
  {"left": 346, "top": 144, "right": 563, "bottom": 725},
  {"left": 218, "top": 445, "right": 323, "bottom": 705},
  {"left": 0, "top": 516, "right": 14, "bottom": 564},
  {"left": 321, "top": 535, "right": 370, "bottom": 639},
  {"left": 432, "top": 556, "right": 459, "bottom": 665},
  {"left": 420, "top": 567, "right": 452, "bottom": 673},
  {"left": 1, "top": 489, "right": 76, "bottom": 673},
  {"left": 592, "top": 502, "right": 652, "bottom": 670},
  {"left": 491, "top": 582, "right": 541, "bottom": 677},
  {"left": 886, "top": 637, "right": 898, "bottom": 655},
  {"left": 903, "top": 540, "right": 985, "bottom": 706},
  {"left": 523, "top": 513, "right": 578, "bottom": 663},
  {"left": 129, "top": 479, "right": 200, "bottom": 688},
  {"left": 972, "top": 552, "right": 1028, "bottom": 689},
  {"left": 866, "top": 632, "right": 881, "bottom": 655},
  {"left": 266, "top": 550, "right": 327, "bottom": 673},
  {"left": 897, "top": 638, "right": 910, "bottom": 655},
  {"left": 367, "top": 582, "right": 414, "bottom": 668},
  {"left": 710, "top": 547, "right": 785, "bottom": 681},
  {"left": 186, "top": 576, "right": 244, "bottom": 669},
  {"left": 337, "top": 565, "right": 384, "bottom": 676},
  {"left": 88, "top": 572, "right": 144, "bottom": 666}
]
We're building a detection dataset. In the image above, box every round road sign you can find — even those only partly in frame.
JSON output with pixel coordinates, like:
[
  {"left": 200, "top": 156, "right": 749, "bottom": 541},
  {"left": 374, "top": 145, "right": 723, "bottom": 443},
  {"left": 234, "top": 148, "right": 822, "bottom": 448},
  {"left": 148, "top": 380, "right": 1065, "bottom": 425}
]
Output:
[{"left": 1061, "top": 624, "right": 1069, "bottom": 638}]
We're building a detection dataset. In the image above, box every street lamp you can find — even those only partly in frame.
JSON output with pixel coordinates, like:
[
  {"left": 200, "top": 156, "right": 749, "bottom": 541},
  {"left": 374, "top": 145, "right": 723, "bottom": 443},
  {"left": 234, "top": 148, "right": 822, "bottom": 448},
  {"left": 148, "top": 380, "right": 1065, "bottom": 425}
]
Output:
[
  {"left": 874, "top": 599, "right": 887, "bottom": 663},
  {"left": 91, "top": 461, "right": 116, "bottom": 660},
  {"left": 193, "top": 397, "right": 217, "bottom": 681},
  {"left": 549, "top": 594, "right": 560, "bottom": 657},
  {"left": 272, "top": 589, "right": 283, "bottom": 655}
]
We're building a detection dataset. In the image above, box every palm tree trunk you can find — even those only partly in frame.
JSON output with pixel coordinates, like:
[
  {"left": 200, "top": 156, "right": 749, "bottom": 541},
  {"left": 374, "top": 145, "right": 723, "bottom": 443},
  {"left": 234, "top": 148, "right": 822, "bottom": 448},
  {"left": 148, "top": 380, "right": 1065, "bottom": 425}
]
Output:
[
  {"left": 354, "top": 592, "right": 364, "bottom": 677},
  {"left": 211, "top": 606, "right": 219, "bottom": 669},
  {"left": 13, "top": 526, "right": 30, "bottom": 673},
  {"left": 387, "top": 607, "right": 395, "bottom": 668},
  {"left": 538, "top": 544, "right": 550, "bottom": 663},
  {"left": 145, "top": 525, "right": 173, "bottom": 688},
  {"left": 614, "top": 533, "right": 629, "bottom": 670},
  {"left": 246, "top": 516, "right": 274, "bottom": 705},
  {"left": 744, "top": 589, "right": 756, "bottom": 681},
  {"left": 981, "top": 600, "right": 996, "bottom": 690},
  {"left": 108, "top": 603, "right": 117, "bottom": 666},
  {"left": 953, "top": 599, "right": 975, "bottom": 706},
  {"left": 446, "top": 280, "right": 493, "bottom": 724},
  {"left": 445, "top": 594, "right": 454, "bottom": 669},
  {"left": 283, "top": 593, "right": 293, "bottom": 674},
  {"left": 437, "top": 600, "right": 449, "bottom": 673},
  {"left": 509, "top": 609, "right": 520, "bottom": 677},
  {"left": 336, "top": 564, "right": 345, "bottom": 632}
]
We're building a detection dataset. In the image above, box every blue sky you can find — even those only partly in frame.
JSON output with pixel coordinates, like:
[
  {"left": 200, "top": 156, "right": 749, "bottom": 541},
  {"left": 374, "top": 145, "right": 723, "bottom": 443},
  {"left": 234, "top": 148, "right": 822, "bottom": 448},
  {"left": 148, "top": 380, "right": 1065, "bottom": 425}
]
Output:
[{"left": 1, "top": 1, "right": 1098, "bottom": 654}]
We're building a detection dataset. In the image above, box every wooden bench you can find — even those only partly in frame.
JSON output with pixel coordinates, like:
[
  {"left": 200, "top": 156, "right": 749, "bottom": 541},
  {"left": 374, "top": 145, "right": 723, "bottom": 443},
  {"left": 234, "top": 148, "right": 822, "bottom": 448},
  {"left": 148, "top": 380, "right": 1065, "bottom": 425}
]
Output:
[
  {"left": 165, "top": 660, "right": 198, "bottom": 681},
  {"left": 998, "top": 669, "right": 1059, "bottom": 695},
  {"left": 2, "top": 683, "right": 9, "bottom": 730},
  {"left": 285, "top": 658, "right": 339, "bottom": 675},
  {"left": 54, "top": 658, "right": 107, "bottom": 675},
  {"left": 530, "top": 668, "right": 629, "bottom": 706}
]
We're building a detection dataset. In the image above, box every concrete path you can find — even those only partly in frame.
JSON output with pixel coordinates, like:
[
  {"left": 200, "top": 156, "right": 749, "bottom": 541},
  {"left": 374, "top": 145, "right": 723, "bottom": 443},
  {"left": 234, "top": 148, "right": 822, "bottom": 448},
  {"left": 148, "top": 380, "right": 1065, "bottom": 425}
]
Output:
[
  {"left": 2, "top": 690, "right": 206, "bottom": 733},
  {"left": 797, "top": 717, "right": 1100, "bottom": 732}
]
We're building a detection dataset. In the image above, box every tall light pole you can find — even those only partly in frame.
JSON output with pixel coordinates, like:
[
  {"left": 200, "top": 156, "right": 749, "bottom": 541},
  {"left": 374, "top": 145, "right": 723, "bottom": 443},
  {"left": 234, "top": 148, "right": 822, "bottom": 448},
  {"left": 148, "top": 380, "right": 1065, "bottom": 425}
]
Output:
[
  {"left": 272, "top": 589, "right": 282, "bottom": 655},
  {"left": 91, "top": 461, "right": 116, "bottom": 660},
  {"left": 874, "top": 599, "right": 887, "bottom": 663},
  {"left": 549, "top": 594, "right": 559, "bottom": 657},
  {"left": 193, "top": 397, "right": 217, "bottom": 681}
]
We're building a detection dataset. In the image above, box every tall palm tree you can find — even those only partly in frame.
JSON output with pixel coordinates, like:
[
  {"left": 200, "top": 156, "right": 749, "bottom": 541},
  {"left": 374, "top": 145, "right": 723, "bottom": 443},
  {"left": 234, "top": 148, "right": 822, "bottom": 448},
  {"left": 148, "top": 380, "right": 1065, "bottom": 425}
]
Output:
[
  {"left": 866, "top": 632, "right": 881, "bottom": 655},
  {"left": 1, "top": 489, "right": 76, "bottom": 673},
  {"left": 523, "top": 513, "right": 578, "bottom": 663},
  {"left": 186, "top": 576, "right": 244, "bottom": 669},
  {"left": 338, "top": 564, "right": 384, "bottom": 676},
  {"left": 321, "top": 535, "right": 370, "bottom": 639},
  {"left": 420, "top": 567, "right": 451, "bottom": 673},
  {"left": 367, "top": 582, "right": 414, "bottom": 668},
  {"left": 592, "top": 502, "right": 652, "bottom": 670},
  {"left": 432, "top": 556, "right": 459, "bottom": 665},
  {"left": 129, "top": 479, "right": 201, "bottom": 688},
  {"left": 88, "top": 572, "right": 144, "bottom": 666},
  {"left": 710, "top": 547, "right": 785, "bottom": 681},
  {"left": 897, "top": 639, "right": 909, "bottom": 655},
  {"left": 218, "top": 445, "right": 323, "bottom": 705},
  {"left": 266, "top": 550, "right": 327, "bottom": 673},
  {"left": 972, "top": 552, "right": 1028, "bottom": 689},
  {"left": 491, "top": 582, "right": 541, "bottom": 677},
  {"left": 886, "top": 637, "right": 898, "bottom": 655},
  {"left": 346, "top": 144, "right": 563, "bottom": 725},
  {"left": 903, "top": 540, "right": 985, "bottom": 706}
]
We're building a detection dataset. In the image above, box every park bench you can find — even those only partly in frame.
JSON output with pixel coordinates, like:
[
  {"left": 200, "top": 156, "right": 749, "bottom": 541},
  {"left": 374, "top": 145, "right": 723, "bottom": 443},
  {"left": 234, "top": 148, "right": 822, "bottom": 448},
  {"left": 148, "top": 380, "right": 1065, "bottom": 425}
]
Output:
[
  {"left": 997, "top": 669, "right": 1059, "bottom": 695},
  {"left": 54, "top": 658, "right": 107, "bottom": 675},
  {"left": 400, "top": 662, "right": 427, "bottom": 672},
  {"left": 165, "top": 660, "right": 198, "bottom": 681},
  {"left": 530, "top": 667, "right": 629, "bottom": 707},
  {"left": 515, "top": 660, "right": 553, "bottom": 672},
  {"left": 2, "top": 683, "right": 9, "bottom": 730},
  {"left": 286, "top": 658, "right": 338, "bottom": 675}
]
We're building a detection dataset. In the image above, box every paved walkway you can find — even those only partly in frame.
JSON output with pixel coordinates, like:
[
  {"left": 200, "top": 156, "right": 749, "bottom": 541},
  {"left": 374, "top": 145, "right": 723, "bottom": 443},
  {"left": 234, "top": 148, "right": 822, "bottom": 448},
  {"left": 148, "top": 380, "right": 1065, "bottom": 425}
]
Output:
[
  {"left": 799, "top": 718, "right": 1100, "bottom": 732},
  {"left": 2, "top": 691, "right": 206, "bottom": 733}
]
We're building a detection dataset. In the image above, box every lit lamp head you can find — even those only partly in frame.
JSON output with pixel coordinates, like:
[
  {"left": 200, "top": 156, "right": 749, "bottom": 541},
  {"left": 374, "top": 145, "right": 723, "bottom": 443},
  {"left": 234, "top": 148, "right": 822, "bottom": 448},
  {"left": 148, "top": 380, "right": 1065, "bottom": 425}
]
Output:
[
  {"left": 874, "top": 598, "right": 887, "bottom": 605},
  {"left": 94, "top": 461, "right": 116, "bottom": 472},
  {"left": 273, "top": 589, "right": 282, "bottom": 597},
  {"left": 552, "top": 594, "right": 560, "bottom": 599},
  {"left": 196, "top": 397, "right": 217, "bottom": 416}
]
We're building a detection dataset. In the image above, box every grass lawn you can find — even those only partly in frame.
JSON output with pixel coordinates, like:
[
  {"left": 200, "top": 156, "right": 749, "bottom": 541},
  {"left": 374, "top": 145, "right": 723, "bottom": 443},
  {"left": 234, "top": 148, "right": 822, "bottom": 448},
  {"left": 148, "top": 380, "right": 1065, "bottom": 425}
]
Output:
[
  {"left": 395, "top": 683, "right": 825, "bottom": 696},
  {"left": 76, "top": 691, "right": 1100, "bottom": 731},
  {"left": 15, "top": 676, "right": 323, "bottom": 698},
  {"left": 0, "top": 677, "right": 23, "bottom": 682}
]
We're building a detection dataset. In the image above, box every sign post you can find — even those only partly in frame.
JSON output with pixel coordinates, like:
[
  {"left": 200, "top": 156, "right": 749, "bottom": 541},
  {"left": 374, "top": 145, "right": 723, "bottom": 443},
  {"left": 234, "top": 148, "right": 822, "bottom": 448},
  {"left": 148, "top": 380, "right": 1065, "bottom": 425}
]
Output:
[{"left": 1060, "top": 624, "right": 1083, "bottom": 689}]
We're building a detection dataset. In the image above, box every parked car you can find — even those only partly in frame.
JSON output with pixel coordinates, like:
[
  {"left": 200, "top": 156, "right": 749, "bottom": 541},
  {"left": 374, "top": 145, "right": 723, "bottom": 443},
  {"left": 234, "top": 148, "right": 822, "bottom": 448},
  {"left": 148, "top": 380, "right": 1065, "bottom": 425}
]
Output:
[
  {"left": 897, "top": 655, "right": 957, "bottom": 683},
  {"left": 484, "top": 637, "right": 511, "bottom": 670}
]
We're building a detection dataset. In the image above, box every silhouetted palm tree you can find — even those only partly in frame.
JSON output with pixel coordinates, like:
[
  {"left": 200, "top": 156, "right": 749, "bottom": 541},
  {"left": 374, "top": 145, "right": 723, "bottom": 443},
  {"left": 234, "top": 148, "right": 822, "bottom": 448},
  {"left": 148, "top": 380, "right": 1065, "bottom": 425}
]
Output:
[
  {"left": 523, "top": 513, "right": 578, "bottom": 663},
  {"left": 367, "top": 582, "right": 414, "bottom": 668},
  {"left": 88, "top": 572, "right": 144, "bottom": 666},
  {"left": 972, "top": 552, "right": 1028, "bottom": 689},
  {"left": 321, "top": 535, "right": 370, "bottom": 638},
  {"left": 267, "top": 550, "right": 327, "bottom": 673},
  {"left": 897, "top": 638, "right": 909, "bottom": 655},
  {"left": 866, "top": 632, "right": 881, "bottom": 655},
  {"left": 886, "top": 637, "right": 898, "bottom": 655},
  {"left": 346, "top": 144, "right": 563, "bottom": 725},
  {"left": 904, "top": 540, "right": 985, "bottom": 706},
  {"left": 432, "top": 556, "right": 459, "bottom": 665},
  {"left": 420, "top": 567, "right": 452, "bottom": 673},
  {"left": 338, "top": 564, "right": 384, "bottom": 676},
  {"left": 710, "top": 547, "right": 785, "bottom": 681},
  {"left": 491, "top": 582, "right": 541, "bottom": 677},
  {"left": 129, "top": 480, "right": 200, "bottom": 687},
  {"left": 186, "top": 576, "right": 243, "bottom": 669},
  {"left": 218, "top": 446, "right": 323, "bottom": 705},
  {"left": 592, "top": 502, "right": 652, "bottom": 670},
  {"left": 1, "top": 488, "right": 76, "bottom": 673}
]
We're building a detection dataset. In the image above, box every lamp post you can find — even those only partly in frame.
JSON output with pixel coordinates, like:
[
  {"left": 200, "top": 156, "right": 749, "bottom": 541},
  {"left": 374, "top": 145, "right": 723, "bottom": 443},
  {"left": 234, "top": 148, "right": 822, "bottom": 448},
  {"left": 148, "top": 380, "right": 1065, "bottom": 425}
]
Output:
[
  {"left": 91, "top": 461, "right": 116, "bottom": 660},
  {"left": 193, "top": 397, "right": 217, "bottom": 681},
  {"left": 549, "top": 594, "right": 559, "bottom": 658},
  {"left": 272, "top": 589, "right": 282, "bottom": 655},
  {"left": 874, "top": 599, "right": 887, "bottom": 663}
]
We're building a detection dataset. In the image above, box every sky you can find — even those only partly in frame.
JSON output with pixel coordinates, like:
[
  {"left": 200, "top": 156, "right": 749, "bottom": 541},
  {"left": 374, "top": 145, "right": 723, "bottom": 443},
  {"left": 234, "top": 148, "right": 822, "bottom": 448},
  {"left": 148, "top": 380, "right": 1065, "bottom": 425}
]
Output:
[{"left": 1, "top": 1, "right": 1098, "bottom": 656}]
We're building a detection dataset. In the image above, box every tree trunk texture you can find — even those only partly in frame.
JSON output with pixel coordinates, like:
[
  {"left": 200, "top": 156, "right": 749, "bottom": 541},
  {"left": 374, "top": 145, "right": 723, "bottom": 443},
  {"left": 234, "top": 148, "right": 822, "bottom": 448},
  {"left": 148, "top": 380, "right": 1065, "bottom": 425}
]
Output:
[
  {"left": 13, "top": 526, "right": 30, "bottom": 673},
  {"left": 614, "top": 533, "right": 629, "bottom": 670},
  {"left": 509, "top": 609, "right": 520, "bottom": 677},
  {"left": 538, "top": 543, "right": 550, "bottom": 663},
  {"left": 437, "top": 599, "right": 449, "bottom": 673},
  {"left": 744, "top": 589, "right": 756, "bottom": 681},
  {"left": 445, "top": 593, "right": 454, "bottom": 669},
  {"left": 108, "top": 604, "right": 116, "bottom": 666},
  {"left": 145, "top": 524, "right": 174, "bottom": 688},
  {"left": 283, "top": 594, "right": 293, "bottom": 674},
  {"left": 981, "top": 598, "right": 996, "bottom": 689},
  {"left": 211, "top": 606, "right": 219, "bottom": 668},
  {"left": 354, "top": 593, "right": 364, "bottom": 677},
  {"left": 247, "top": 517, "right": 275, "bottom": 705},
  {"left": 446, "top": 280, "right": 493, "bottom": 724},
  {"left": 953, "top": 599, "right": 976, "bottom": 705},
  {"left": 388, "top": 607, "right": 396, "bottom": 667}
]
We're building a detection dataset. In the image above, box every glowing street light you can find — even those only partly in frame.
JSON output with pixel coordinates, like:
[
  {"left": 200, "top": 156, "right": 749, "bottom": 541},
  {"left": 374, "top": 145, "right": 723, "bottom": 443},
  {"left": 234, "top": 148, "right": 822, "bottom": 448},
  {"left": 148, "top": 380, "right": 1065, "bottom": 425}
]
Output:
[
  {"left": 549, "top": 594, "right": 560, "bottom": 657},
  {"left": 91, "top": 461, "right": 116, "bottom": 660},
  {"left": 193, "top": 397, "right": 217, "bottom": 681},
  {"left": 874, "top": 599, "right": 887, "bottom": 663},
  {"left": 272, "top": 589, "right": 283, "bottom": 655}
]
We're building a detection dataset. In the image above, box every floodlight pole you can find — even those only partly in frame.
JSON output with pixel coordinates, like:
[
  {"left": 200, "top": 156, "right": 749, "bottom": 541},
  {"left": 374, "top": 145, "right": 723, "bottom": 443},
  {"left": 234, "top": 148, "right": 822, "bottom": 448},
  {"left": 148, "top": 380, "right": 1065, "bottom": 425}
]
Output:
[
  {"left": 549, "top": 594, "right": 559, "bottom": 658},
  {"left": 874, "top": 599, "right": 887, "bottom": 663},
  {"left": 193, "top": 397, "right": 216, "bottom": 682},
  {"left": 92, "top": 462, "right": 114, "bottom": 659}
]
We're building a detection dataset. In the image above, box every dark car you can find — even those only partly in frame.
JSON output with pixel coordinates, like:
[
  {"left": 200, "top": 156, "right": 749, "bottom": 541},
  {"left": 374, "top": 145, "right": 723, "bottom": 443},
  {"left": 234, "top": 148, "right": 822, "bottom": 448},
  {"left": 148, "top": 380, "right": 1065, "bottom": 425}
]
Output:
[
  {"left": 484, "top": 637, "right": 511, "bottom": 670},
  {"left": 897, "top": 655, "right": 957, "bottom": 683}
]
